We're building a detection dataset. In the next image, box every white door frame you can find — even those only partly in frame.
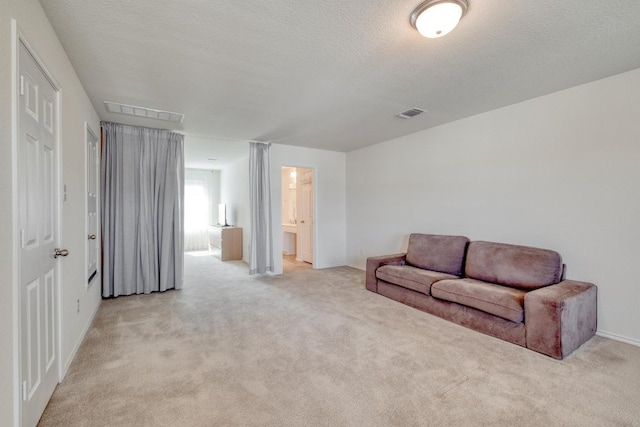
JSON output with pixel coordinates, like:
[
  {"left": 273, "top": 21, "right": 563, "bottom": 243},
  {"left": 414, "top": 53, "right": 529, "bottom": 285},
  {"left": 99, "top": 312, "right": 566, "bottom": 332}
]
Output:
[
  {"left": 280, "top": 165, "right": 317, "bottom": 268},
  {"left": 11, "top": 20, "right": 63, "bottom": 427},
  {"left": 85, "top": 123, "right": 100, "bottom": 289}
]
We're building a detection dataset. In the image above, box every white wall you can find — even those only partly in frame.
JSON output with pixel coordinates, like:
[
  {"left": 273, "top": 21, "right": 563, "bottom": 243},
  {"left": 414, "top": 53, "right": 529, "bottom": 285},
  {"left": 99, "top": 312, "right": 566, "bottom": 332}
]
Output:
[
  {"left": 0, "top": 3, "right": 16, "bottom": 424},
  {"left": 218, "top": 144, "right": 347, "bottom": 271},
  {"left": 220, "top": 153, "right": 251, "bottom": 262},
  {"left": 346, "top": 68, "right": 640, "bottom": 345},
  {"left": 209, "top": 170, "right": 221, "bottom": 225},
  {"left": 271, "top": 144, "right": 347, "bottom": 273},
  {"left": 0, "top": 1, "right": 101, "bottom": 425}
]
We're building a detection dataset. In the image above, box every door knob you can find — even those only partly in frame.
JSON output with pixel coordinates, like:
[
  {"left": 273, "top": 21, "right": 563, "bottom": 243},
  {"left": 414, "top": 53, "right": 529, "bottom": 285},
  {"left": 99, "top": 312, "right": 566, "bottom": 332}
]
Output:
[
  {"left": 88, "top": 234, "right": 96, "bottom": 240},
  {"left": 54, "top": 248, "right": 69, "bottom": 259}
]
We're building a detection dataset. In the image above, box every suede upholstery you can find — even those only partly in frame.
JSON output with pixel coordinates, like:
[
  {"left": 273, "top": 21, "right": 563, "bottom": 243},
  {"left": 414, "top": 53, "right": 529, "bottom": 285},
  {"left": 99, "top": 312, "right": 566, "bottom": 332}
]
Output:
[
  {"left": 376, "top": 265, "right": 458, "bottom": 295},
  {"left": 525, "top": 280, "right": 597, "bottom": 359},
  {"left": 365, "top": 253, "right": 406, "bottom": 292},
  {"left": 378, "top": 281, "right": 527, "bottom": 347},
  {"left": 406, "top": 234, "right": 470, "bottom": 276},
  {"left": 431, "top": 279, "right": 526, "bottom": 323},
  {"left": 366, "top": 235, "right": 597, "bottom": 359},
  {"left": 465, "top": 241, "right": 563, "bottom": 290}
]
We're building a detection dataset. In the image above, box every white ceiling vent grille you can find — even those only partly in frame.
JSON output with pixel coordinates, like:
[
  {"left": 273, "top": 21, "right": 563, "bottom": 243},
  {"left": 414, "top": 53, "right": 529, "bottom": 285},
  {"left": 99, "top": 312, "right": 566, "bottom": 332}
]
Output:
[
  {"left": 396, "top": 108, "right": 426, "bottom": 119},
  {"left": 104, "top": 101, "right": 185, "bottom": 123}
]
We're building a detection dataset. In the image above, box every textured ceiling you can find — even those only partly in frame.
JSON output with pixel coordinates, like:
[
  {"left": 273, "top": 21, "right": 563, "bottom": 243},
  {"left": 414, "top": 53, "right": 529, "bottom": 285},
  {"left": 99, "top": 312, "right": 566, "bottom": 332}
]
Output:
[
  {"left": 40, "top": 0, "right": 640, "bottom": 153},
  {"left": 183, "top": 135, "right": 248, "bottom": 171}
]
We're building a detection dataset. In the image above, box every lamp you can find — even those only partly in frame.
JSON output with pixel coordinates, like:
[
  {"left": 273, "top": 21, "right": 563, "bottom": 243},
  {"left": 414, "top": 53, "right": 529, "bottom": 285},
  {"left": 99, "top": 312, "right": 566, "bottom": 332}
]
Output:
[{"left": 411, "top": 0, "right": 468, "bottom": 38}]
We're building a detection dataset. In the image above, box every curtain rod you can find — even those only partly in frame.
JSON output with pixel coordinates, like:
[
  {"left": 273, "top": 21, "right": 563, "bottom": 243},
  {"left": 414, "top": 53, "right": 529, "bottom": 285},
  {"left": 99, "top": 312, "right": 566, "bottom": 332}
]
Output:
[{"left": 100, "top": 121, "right": 184, "bottom": 135}]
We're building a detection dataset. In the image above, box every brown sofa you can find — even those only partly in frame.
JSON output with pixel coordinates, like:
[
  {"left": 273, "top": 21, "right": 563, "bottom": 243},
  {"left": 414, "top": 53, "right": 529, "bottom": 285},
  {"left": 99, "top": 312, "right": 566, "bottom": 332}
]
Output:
[{"left": 366, "top": 234, "right": 597, "bottom": 359}]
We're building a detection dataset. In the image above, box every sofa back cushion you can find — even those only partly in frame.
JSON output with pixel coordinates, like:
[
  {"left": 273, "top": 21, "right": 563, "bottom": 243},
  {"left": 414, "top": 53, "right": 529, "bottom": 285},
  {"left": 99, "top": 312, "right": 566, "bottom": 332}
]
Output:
[
  {"left": 405, "top": 234, "right": 470, "bottom": 276},
  {"left": 465, "top": 241, "right": 563, "bottom": 290}
]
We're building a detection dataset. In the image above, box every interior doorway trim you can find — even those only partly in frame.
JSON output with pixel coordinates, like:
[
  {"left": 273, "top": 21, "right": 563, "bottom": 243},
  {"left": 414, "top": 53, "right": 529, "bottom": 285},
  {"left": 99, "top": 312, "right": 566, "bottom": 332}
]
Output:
[
  {"left": 11, "top": 20, "right": 63, "bottom": 427},
  {"left": 84, "top": 122, "right": 99, "bottom": 289},
  {"left": 280, "top": 165, "right": 317, "bottom": 271}
]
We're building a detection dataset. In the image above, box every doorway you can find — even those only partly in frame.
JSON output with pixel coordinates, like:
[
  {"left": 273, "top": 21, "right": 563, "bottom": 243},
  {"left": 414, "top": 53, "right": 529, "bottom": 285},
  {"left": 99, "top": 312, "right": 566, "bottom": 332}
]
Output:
[
  {"left": 281, "top": 167, "right": 313, "bottom": 271},
  {"left": 85, "top": 124, "right": 99, "bottom": 287}
]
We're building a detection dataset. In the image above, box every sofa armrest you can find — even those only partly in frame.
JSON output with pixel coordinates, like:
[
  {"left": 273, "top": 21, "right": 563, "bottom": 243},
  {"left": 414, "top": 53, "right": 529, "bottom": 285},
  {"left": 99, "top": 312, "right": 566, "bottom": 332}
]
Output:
[
  {"left": 365, "top": 253, "right": 407, "bottom": 292},
  {"left": 524, "top": 280, "right": 597, "bottom": 359}
]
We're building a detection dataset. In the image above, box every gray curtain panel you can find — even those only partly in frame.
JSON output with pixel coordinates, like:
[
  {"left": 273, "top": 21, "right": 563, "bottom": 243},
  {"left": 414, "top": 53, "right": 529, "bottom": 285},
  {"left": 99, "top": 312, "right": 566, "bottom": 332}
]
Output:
[
  {"left": 249, "top": 142, "right": 274, "bottom": 275},
  {"left": 101, "top": 122, "right": 184, "bottom": 297}
]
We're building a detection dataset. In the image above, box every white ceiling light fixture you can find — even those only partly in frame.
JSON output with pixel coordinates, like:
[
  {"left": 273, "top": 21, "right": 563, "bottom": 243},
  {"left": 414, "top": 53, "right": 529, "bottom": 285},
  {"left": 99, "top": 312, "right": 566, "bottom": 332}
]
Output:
[{"left": 411, "top": 0, "right": 468, "bottom": 39}]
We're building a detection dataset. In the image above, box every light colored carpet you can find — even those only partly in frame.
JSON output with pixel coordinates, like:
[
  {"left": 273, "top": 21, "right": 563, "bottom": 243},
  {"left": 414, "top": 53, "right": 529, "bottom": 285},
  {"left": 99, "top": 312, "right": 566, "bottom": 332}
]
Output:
[{"left": 39, "top": 252, "right": 640, "bottom": 426}]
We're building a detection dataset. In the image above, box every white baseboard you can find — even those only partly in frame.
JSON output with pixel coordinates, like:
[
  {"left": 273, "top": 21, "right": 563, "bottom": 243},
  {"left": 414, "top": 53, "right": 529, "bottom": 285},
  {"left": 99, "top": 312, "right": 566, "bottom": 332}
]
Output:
[
  {"left": 61, "top": 300, "right": 101, "bottom": 379},
  {"left": 596, "top": 330, "right": 640, "bottom": 348}
]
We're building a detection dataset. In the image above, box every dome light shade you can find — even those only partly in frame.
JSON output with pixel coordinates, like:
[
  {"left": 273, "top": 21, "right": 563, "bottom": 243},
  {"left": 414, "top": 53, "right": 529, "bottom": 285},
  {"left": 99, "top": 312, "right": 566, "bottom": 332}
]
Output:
[{"left": 411, "top": 0, "right": 468, "bottom": 39}]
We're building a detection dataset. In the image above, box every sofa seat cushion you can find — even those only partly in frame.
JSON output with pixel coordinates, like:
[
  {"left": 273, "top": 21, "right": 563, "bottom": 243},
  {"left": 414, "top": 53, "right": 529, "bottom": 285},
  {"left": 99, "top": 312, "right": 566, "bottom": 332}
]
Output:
[
  {"left": 376, "top": 265, "right": 458, "bottom": 295},
  {"left": 465, "top": 241, "right": 563, "bottom": 291},
  {"left": 431, "top": 279, "right": 527, "bottom": 323},
  {"left": 406, "top": 234, "right": 470, "bottom": 276}
]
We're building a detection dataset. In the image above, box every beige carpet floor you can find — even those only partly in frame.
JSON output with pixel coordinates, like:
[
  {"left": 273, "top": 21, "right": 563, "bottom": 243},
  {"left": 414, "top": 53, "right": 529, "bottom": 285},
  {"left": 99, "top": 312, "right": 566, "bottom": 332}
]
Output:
[{"left": 39, "top": 252, "right": 640, "bottom": 426}]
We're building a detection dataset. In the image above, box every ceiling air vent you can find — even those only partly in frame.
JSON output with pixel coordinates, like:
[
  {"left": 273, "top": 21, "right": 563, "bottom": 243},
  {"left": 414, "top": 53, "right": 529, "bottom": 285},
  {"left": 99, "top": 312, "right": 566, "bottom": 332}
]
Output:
[
  {"left": 396, "top": 108, "right": 426, "bottom": 119},
  {"left": 104, "top": 101, "right": 185, "bottom": 123}
]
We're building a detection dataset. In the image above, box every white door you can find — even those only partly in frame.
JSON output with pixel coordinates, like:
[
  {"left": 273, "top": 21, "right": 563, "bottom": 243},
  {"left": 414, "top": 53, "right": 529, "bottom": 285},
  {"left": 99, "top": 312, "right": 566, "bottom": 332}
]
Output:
[
  {"left": 18, "top": 41, "right": 61, "bottom": 427},
  {"left": 86, "top": 126, "right": 99, "bottom": 285},
  {"left": 299, "top": 170, "right": 313, "bottom": 264}
]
